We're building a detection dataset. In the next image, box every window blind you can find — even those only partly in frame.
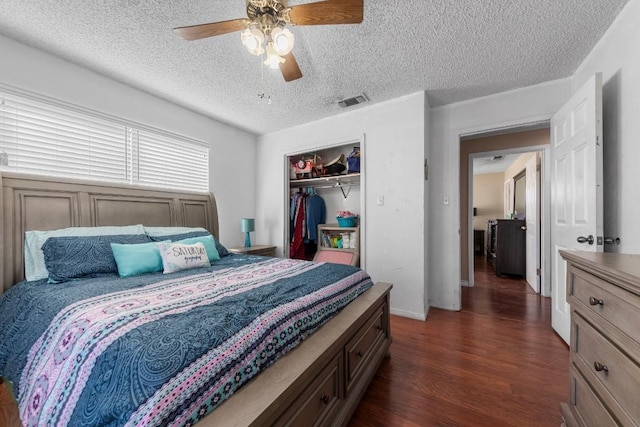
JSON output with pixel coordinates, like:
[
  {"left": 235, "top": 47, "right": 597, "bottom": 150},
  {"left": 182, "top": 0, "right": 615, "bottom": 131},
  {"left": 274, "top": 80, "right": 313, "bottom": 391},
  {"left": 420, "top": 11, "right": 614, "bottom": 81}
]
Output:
[
  {"left": 0, "top": 93, "right": 127, "bottom": 182},
  {"left": 0, "top": 89, "right": 209, "bottom": 192},
  {"left": 137, "top": 129, "right": 209, "bottom": 192}
]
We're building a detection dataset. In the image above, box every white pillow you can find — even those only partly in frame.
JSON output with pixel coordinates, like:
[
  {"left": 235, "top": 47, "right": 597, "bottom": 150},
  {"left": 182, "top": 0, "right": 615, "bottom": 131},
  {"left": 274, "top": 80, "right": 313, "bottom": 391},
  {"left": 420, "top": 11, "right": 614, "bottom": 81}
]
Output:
[
  {"left": 143, "top": 226, "right": 208, "bottom": 237},
  {"left": 24, "top": 224, "right": 145, "bottom": 281},
  {"left": 157, "top": 241, "right": 211, "bottom": 274}
]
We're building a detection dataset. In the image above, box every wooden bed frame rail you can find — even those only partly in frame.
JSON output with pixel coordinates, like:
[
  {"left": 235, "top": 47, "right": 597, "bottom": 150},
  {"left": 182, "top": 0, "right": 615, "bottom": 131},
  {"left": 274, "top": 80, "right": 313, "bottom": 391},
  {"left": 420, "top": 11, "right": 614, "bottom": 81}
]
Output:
[{"left": 201, "top": 282, "right": 392, "bottom": 427}]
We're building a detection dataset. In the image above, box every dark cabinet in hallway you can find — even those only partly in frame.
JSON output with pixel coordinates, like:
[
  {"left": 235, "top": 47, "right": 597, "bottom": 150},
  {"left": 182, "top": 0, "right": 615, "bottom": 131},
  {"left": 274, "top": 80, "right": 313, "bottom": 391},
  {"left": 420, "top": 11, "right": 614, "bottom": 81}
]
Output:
[{"left": 487, "top": 219, "right": 526, "bottom": 277}]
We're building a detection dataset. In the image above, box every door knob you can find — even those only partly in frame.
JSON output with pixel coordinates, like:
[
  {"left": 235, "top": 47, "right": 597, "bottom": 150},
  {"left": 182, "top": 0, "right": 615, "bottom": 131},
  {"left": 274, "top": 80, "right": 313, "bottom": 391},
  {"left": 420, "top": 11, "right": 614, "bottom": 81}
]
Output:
[
  {"left": 520, "top": 225, "right": 527, "bottom": 231},
  {"left": 577, "top": 235, "right": 594, "bottom": 245},
  {"left": 604, "top": 237, "right": 620, "bottom": 245}
]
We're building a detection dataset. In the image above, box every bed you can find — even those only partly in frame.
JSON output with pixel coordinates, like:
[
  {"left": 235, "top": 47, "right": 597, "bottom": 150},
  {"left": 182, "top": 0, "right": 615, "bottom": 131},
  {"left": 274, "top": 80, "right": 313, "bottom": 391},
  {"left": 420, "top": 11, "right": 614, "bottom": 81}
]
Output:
[{"left": 0, "top": 172, "right": 392, "bottom": 427}]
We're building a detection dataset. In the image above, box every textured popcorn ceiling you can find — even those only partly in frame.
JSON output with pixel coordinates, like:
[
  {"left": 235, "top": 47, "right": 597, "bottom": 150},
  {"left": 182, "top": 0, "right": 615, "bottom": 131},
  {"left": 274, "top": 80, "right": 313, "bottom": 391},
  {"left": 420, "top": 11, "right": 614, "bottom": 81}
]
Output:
[
  {"left": 474, "top": 154, "right": 522, "bottom": 175},
  {"left": 0, "top": 0, "right": 629, "bottom": 135}
]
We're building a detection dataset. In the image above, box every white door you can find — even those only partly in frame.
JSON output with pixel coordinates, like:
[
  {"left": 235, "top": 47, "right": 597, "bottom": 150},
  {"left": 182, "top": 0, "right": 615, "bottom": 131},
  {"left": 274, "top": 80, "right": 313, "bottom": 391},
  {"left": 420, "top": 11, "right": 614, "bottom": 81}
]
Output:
[
  {"left": 550, "top": 73, "right": 604, "bottom": 344},
  {"left": 525, "top": 154, "right": 539, "bottom": 292},
  {"left": 504, "top": 179, "right": 513, "bottom": 217}
]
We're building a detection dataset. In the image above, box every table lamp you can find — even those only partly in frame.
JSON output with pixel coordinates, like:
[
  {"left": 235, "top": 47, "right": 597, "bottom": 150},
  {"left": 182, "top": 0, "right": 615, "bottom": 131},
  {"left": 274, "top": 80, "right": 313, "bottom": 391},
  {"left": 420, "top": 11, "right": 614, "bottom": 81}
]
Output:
[{"left": 241, "top": 218, "right": 255, "bottom": 248}]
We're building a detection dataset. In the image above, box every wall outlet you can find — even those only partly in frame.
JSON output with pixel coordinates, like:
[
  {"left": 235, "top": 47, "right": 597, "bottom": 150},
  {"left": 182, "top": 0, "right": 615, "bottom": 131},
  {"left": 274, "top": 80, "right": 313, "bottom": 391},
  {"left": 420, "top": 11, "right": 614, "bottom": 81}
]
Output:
[
  {"left": 443, "top": 195, "right": 450, "bottom": 205},
  {"left": 376, "top": 195, "right": 384, "bottom": 206}
]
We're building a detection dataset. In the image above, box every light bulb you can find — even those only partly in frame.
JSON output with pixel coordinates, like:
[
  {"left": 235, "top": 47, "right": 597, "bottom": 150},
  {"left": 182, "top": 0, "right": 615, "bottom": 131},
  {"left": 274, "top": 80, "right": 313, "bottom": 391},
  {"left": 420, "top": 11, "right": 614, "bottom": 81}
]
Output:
[
  {"left": 245, "top": 36, "right": 258, "bottom": 51},
  {"left": 241, "top": 27, "right": 265, "bottom": 56},
  {"left": 264, "top": 43, "right": 284, "bottom": 69},
  {"left": 271, "top": 27, "right": 294, "bottom": 55}
]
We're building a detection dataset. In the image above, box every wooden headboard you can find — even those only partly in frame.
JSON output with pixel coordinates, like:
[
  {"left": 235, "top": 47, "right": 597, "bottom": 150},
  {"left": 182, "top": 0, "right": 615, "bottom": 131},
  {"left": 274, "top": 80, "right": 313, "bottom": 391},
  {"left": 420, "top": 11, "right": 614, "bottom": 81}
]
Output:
[{"left": 0, "top": 172, "right": 219, "bottom": 294}]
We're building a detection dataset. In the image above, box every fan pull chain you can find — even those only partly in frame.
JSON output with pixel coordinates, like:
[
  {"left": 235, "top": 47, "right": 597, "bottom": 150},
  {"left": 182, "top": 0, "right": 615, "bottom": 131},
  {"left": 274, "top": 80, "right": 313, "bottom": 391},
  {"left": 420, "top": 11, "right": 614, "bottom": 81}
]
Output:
[{"left": 257, "top": 54, "right": 272, "bottom": 105}]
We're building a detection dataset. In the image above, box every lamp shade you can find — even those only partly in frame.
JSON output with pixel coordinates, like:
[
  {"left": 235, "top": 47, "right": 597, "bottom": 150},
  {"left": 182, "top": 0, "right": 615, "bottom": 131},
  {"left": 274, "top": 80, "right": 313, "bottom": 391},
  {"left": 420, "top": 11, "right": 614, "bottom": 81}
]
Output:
[{"left": 241, "top": 218, "right": 255, "bottom": 233}]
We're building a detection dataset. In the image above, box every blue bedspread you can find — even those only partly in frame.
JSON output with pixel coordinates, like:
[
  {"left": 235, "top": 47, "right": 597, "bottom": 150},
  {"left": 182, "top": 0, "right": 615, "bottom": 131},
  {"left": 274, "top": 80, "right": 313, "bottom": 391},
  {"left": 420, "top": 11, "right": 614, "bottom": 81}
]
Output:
[{"left": 0, "top": 255, "right": 373, "bottom": 426}]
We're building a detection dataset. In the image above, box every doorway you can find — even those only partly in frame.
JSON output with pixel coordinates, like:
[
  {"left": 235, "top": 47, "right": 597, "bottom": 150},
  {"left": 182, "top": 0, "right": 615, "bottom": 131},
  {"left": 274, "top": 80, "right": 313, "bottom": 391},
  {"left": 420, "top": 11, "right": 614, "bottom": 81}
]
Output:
[
  {"left": 459, "top": 127, "right": 551, "bottom": 297},
  {"left": 471, "top": 149, "right": 542, "bottom": 292}
]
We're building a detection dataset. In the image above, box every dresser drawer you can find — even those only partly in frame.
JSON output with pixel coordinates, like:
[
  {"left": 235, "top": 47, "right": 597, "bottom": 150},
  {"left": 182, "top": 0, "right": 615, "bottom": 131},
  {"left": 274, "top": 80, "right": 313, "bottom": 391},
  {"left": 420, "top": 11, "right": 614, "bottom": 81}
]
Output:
[
  {"left": 572, "top": 314, "right": 640, "bottom": 424},
  {"left": 345, "top": 303, "right": 386, "bottom": 392},
  {"left": 568, "top": 266, "right": 640, "bottom": 343},
  {"left": 276, "top": 354, "right": 342, "bottom": 427},
  {"left": 568, "top": 367, "right": 618, "bottom": 427}
]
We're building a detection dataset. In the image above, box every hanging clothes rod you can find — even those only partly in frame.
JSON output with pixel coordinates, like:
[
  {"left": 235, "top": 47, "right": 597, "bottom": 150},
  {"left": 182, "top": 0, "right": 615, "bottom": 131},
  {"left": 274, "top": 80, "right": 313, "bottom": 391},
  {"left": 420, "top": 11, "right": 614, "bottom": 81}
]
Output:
[
  {"left": 313, "top": 182, "right": 359, "bottom": 198},
  {"left": 291, "top": 181, "right": 360, "bottom": 199}
]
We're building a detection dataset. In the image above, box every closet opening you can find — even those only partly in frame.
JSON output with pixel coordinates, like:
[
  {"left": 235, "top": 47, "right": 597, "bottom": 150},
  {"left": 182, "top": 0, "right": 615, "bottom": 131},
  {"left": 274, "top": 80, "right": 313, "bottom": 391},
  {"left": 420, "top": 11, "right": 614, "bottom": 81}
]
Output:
[{"left": 284, "top": 137, "right": 366, "bottom": 268}]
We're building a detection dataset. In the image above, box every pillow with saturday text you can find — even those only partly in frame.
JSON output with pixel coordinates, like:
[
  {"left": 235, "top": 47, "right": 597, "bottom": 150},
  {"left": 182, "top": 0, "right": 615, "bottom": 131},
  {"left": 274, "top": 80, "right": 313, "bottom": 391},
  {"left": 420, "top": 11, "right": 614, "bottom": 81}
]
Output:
[{"left": 156, "top": 241, "right": 211, "bottom": 274}]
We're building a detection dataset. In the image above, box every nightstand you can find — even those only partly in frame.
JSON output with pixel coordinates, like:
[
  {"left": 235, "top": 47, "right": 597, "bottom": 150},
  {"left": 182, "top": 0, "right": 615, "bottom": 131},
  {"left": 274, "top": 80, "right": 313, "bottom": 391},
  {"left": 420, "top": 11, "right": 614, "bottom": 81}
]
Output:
[{"left": 228, "top": 245, "right": 277, "bottom": 257}]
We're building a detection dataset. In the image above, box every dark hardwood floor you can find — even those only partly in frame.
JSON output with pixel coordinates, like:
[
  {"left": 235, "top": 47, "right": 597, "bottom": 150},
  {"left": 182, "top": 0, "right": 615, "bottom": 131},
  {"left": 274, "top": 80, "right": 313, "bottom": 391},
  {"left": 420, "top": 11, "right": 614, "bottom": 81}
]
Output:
[{"left": 349, "top": 256, "right": 569, "bottom": 427}]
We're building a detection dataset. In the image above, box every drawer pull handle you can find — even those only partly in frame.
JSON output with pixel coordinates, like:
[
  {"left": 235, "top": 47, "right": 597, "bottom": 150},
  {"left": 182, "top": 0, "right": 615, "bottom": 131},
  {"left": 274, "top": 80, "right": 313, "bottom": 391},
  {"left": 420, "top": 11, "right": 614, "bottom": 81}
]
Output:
[
  {"left": 356, "top": 350, "right": 363, "bottom": 357},
  {"left": 594, "top": 362, "right": 609, "bottom": 373},
  {"left": 321, "top": 395, "right": 330, "bottom": 405},
  {"left": 376, "top": 325, "right": 383, "bottom": 331},
  {"left": 589, "top": 297, "right": 604, "bottom": 306}
]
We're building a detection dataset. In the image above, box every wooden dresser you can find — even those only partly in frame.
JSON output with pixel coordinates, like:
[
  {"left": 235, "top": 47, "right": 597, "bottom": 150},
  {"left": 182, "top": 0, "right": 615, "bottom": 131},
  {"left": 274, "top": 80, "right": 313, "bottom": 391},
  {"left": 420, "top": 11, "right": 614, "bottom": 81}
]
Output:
[
  {"left": 0, "top": 377, "right": 21, "bottom": 427},
  {"left": 560, "top": 251, "right": 640, "bottom": 426}
]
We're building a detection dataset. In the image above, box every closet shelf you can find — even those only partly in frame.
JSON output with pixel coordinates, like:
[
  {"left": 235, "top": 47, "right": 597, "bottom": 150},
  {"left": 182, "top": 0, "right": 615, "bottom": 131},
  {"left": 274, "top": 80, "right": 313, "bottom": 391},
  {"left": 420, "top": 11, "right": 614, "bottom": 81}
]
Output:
[
  {"left": 290, "top": 173, "right": 360, "bottom": 198},
  {"left": 289, "top": 173, "right": 360, "bottom": 187}
]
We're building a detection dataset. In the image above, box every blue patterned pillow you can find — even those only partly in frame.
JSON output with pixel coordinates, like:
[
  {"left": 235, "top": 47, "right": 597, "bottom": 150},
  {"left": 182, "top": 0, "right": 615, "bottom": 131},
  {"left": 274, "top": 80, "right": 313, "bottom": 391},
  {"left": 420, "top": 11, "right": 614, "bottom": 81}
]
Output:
[
  {"left": 42, "top": 234, "right": 152, "bottom": 282},
  {"left": 149, "top": 231, "right": 229, "bottom": 257}
]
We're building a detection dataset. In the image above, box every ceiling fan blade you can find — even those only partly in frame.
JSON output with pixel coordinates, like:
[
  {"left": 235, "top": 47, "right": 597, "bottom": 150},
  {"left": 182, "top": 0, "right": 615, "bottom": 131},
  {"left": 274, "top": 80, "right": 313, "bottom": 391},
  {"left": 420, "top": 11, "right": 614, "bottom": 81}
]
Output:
[
  {"left": 280, "top": 52, "right": 303, "bottom": 82},
  {"left": 174, "top": 19, "right": 248, "bottom": 41},
  {"left": 289, "top": 0, "right": 363, "bottom": 26}
]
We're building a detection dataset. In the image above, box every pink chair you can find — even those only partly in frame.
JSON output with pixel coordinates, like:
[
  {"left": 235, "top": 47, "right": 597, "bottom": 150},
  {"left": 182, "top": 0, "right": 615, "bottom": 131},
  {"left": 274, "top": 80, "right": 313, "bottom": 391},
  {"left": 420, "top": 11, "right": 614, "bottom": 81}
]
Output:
[{"left": 313, "top": 250, "right": 359, "bottom": 266}]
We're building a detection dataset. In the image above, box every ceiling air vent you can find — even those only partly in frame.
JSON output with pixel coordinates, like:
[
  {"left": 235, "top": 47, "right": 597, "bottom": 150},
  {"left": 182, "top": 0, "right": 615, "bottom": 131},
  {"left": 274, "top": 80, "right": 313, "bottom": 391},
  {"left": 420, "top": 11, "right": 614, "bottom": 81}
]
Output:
[{"left": 338, "top": 93, "right": 368, "bottom": 108}]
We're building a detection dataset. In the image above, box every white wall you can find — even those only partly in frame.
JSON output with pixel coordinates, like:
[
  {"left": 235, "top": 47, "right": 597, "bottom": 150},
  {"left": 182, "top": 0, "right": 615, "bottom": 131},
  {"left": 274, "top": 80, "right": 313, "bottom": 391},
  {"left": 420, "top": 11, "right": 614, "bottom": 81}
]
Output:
[
  {"left": 0, "top": 34, "right": 257, "bottom": 247},
  {"left": 571, "top": 0, "right": 640, "bottom": 254},
  {"left": 258, "top": 92, "right": 428, "bottom": 320},
  {"left": 428, "top": 79, "right": 571, "bottom": 310},
  {"left": 472, "top": 172, "right": 503, "bottom": 232}
]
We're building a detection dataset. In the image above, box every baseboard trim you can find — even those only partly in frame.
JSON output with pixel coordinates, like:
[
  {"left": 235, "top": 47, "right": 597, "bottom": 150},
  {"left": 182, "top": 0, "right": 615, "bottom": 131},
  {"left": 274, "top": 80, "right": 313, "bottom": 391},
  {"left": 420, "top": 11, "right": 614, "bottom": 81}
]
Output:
[{"left": 390, "top": 308, "right": 427, "bottom": 321}]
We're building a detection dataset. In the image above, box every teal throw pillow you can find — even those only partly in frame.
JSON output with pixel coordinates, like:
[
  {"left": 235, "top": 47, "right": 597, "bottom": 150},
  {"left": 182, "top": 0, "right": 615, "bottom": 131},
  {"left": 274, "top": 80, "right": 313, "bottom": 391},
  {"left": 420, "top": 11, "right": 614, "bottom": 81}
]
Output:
[
  {"left": 178, "top": 235, "right": 221, "bottom": 262},
  {"left": 111, "top": 240, "right": 168, "bottom": 277}
]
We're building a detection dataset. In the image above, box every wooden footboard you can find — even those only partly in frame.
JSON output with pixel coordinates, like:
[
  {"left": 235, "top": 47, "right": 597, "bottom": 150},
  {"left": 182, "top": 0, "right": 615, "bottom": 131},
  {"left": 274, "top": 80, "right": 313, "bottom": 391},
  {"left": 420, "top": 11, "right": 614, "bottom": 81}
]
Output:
[{"left": 199, "top": 282, "right": 392, "bottom": 427}]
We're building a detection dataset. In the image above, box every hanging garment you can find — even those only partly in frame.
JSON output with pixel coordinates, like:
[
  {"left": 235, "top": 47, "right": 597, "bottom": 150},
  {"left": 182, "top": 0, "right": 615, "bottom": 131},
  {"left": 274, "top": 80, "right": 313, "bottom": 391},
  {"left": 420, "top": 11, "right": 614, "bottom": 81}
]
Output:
[
  {"left": 290, "top": 194, "right": 306, "bottom": 259},
  {"left": 290, "top": 192, "right": 302, "bottom": 243},
  {"left": 306, "top": 194, "right": 326, "bottom": 243}
]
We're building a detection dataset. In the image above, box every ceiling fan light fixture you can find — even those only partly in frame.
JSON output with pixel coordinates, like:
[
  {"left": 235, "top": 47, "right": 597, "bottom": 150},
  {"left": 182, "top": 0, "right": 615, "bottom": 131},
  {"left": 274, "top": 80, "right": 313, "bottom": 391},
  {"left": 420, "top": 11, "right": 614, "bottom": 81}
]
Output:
[
  {"left": 249, "top": 0, "right": 269, "bottom": 7},
  {"left": 241, "top": 27, "right": 265, "bottom": 56},
  {"left": 271, "top": 27, "right": 294, "bottom": 55},
  {"left": 264, "top": 43, "right": 285, "bottom": 69}
]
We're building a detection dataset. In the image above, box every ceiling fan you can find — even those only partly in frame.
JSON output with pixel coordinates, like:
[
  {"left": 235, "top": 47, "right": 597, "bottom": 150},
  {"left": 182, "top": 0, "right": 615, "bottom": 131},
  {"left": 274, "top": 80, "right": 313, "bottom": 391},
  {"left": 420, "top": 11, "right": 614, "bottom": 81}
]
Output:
[{"left": 174, "top": 0, "right": 364, "bottom": 82}]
